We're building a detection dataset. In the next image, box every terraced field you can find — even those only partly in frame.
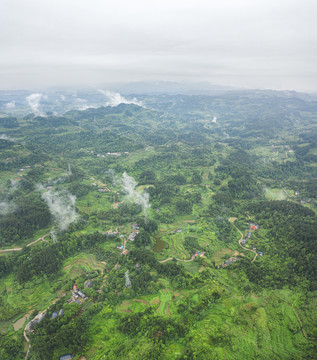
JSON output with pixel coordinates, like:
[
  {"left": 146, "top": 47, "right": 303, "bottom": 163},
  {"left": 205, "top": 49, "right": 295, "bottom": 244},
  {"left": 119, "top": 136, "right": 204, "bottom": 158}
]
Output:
[{"left": 63, "top": 254, "right": 106, "bottom": 279}]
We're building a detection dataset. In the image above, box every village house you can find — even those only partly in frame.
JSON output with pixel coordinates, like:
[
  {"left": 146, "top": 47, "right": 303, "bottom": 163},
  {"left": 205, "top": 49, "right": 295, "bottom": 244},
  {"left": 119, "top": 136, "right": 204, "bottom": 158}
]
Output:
[
  {"left": 59, "top": 354, "right": 74, "bottom": 360},
  {"left": 128, "top": 232, "right": 138, "bottom": 241},
  {"left": 26, "top": 311, "right": 46, "bottom": 332},
  {"left": 132, "top": 223, "right": 140, "bottom": 231},
  {"left": 72, "top": 284, "right": 88, "bottom": 302},
  {"left": 52, "top": 312, "right": 58, "bottom": 319},
  {"left": 222, "top": 257, "right": 240, "bottom": 268}
]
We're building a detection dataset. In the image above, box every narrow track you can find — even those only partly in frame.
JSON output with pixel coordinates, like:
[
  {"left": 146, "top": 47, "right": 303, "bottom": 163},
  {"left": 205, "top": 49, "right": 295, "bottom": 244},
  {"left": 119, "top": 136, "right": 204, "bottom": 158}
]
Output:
[
  {"left": 0, "top": 234, "right": 49, "bottom": 253},
  {"left": 229, "top": 218, "right": 257, "bottom": 262}
]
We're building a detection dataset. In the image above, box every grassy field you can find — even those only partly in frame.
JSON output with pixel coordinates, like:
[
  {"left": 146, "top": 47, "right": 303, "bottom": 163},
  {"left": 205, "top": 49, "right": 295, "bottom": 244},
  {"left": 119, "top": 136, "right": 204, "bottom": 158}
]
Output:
[{"left": 265, "top": 187, "right": 288, "bottom": 200}]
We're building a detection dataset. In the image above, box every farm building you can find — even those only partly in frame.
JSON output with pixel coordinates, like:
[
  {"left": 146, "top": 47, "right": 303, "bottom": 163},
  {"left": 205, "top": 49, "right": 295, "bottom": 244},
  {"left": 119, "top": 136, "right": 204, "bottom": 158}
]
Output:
[{"left": 59, "top": 354, "right": 74, "bottom": 360}]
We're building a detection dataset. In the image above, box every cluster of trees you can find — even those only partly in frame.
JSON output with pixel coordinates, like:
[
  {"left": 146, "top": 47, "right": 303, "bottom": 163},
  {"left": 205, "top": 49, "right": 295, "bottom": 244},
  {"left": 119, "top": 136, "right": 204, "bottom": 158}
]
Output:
[
  {"left": 118, "top": 307, "right": 187, "bottom": 341},
  {"left": 30, "top": 302, "right": 88, "bottom": 360},
  {"left": 0, "top": 194, "right": 51, "bottom": 245},
  {"left": 240, "top": 201, "right": 317, "bottom": 290}
]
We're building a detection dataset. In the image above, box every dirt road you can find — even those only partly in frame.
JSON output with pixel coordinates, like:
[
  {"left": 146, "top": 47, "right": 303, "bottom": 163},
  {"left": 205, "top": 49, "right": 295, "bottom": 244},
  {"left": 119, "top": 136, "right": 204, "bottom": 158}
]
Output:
[
  {"left": 0, "top": 234, "right": 49, "bottom": 253},
  {"left": 229, "top": 218, "right": 257, "bottom": 262}
]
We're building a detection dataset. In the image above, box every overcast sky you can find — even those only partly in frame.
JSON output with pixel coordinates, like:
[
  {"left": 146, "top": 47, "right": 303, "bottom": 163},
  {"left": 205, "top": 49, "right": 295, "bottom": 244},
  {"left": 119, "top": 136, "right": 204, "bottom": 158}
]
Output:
[{"left": 1, "top": 0, "right": 317, "bottom": 92}]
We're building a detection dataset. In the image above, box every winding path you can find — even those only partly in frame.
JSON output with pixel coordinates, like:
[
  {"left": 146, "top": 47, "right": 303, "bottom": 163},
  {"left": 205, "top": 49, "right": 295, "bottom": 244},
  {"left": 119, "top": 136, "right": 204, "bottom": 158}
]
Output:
[
  {"left": 229, "top": 218, "right": 257, "bottom": 262},
  {"left": 159, "top": 255, "right": 196, "bottom": 263},
  {"left": 0, "top": 234, "right": 49, "bottom": 253}
]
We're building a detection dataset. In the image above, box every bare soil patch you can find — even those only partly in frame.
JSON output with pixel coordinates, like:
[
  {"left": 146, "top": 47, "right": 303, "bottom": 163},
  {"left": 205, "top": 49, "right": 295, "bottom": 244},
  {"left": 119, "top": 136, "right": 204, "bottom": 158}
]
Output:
[
  {"left": 166, "top": 303, "right": 171, "bottom": 317},
  {"left": 133, "top": 299, "right": 149, "bottom": 305}
]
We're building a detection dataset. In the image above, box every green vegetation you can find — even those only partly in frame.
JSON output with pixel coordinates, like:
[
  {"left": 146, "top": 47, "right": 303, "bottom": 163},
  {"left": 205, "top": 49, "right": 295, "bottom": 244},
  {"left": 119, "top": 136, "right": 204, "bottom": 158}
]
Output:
[{"left": 0, "top": 91, "right": 316, "bottom": 359}]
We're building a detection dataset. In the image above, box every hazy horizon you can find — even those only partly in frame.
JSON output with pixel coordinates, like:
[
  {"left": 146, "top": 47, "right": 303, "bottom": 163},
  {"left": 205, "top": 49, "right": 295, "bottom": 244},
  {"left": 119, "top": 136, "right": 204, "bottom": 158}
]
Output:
[{"left": 1, "top": 0, "right": 317, "bottom": 92}]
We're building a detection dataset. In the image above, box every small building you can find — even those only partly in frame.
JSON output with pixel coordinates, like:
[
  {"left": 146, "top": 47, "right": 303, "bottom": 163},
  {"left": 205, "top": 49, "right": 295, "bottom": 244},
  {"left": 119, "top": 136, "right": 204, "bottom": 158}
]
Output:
[
  {"left": 85, "top": 281, "right": 93, "bottom": 288},
  {"left": 135, "top": 263, "right": 141, "bottom": 269},
  {"left": 52, "top": 312, "right": 58, "bottom": 319},
  {"left": 58, "top": 309, "right": 64, "bottom": 316},
  {"left": 132, "top": 224, "right": 140, "bottom": 231},
  {"left": 77, "top": 290, "right": 87, "bottom": 298},
  {"left": 59, "top": 354, "right": 74, "bottom": 360},
  {"left": 122, "top": 249, "right": 129, "bottom": 255},
  {"left": 247, "top": 232, "right": 252, "bottom": 238}
]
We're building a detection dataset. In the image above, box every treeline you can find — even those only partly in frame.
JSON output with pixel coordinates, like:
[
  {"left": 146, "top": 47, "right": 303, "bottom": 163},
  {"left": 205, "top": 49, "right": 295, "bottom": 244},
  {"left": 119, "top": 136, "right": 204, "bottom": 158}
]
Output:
[{"left": 30, "top": 302, "right": 88, "bottom": 360}]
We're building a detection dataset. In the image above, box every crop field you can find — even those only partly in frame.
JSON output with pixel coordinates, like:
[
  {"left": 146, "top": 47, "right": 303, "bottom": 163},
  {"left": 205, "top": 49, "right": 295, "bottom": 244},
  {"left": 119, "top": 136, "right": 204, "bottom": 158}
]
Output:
[
  {"left": 63, "top": 253, "right": 106, "bottom": 279},
  {"left": 0, "top": 274, "right": 60, "bottom": 330},
  {"left": 212, "top": 248, "right": 234, "bottom": 266}
]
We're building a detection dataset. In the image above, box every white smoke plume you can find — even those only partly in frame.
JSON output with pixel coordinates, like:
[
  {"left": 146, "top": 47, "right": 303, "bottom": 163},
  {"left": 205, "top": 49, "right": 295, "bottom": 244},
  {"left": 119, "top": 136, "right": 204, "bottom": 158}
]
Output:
[
  {"left": 0, "top": 201, "right": 16, "bottom": 215},
  {"left": 121, "top": 172, "right": 150, "bottom": 213},
  {"left": 26, "top": 93, "right": 47, "bottom": 116},
  {"left": 98, "top": 89, "right": 144, "bottom": 107},
  {"left": 41, "top": 189, "right": 79, "bottom": 232},
  {"left": 50, "top": 229, "right": 58, "bottom": 243},
  {"left": 0, "top": 134, "right": 16, "bottom": 142},
  {"left": 5, "top": 101, "right": 15, "bottom": 110},
  {"left": 212, "top": 116, "right": 217, "bottom": 123}
]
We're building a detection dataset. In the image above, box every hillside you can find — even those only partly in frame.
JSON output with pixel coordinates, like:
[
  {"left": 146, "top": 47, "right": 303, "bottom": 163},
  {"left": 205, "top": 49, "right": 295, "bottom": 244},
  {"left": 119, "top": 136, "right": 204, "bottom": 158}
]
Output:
[{"left": 0, "top": 90, "right": 316, "bottom": 360}]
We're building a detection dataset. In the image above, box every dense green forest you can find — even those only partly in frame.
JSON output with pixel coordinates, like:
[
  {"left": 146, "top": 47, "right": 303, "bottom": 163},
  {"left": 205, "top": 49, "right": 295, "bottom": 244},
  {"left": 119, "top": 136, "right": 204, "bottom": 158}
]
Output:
[{"left": 0, "top": 90, "right": 316, "bottom": 359}]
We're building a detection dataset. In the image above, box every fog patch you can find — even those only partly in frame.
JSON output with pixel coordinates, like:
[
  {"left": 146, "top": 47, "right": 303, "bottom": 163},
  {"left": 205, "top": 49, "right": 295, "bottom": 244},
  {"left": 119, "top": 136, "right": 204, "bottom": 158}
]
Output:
[
  {"left": 0, "top": 134, "right": 16, "bottom": 142},
  {"left": 5, "top": 101, "right": 15, "bottom": 110},
  {"left": 26, "top": 93, "right": 47, "bottom": 116},
  {"left": 121, "top": 172, "right": 150, "bottom": 214},
  {"left": 98, "top": 89, "right": 144, "bottom": 107},
  {"left": 0, "top": 201, "right": 16, "bottom": 215},
  {"left": 41, "top": 188, "right": 79, "bottom": 232}
]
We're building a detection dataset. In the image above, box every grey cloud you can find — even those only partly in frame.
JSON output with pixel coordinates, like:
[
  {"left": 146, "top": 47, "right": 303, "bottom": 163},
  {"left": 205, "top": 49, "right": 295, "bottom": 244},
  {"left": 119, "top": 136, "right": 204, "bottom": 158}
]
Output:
[{"left": 1, "top": 0, "right": 317, "bottom": 91}]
